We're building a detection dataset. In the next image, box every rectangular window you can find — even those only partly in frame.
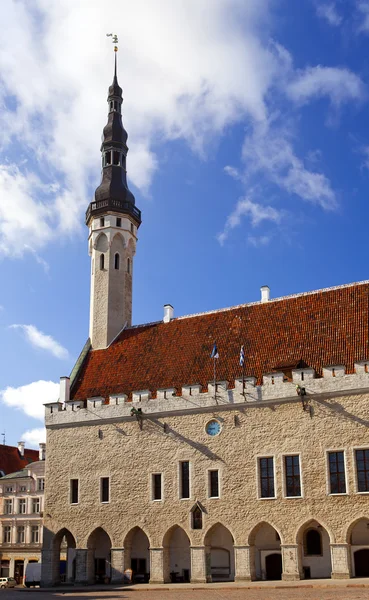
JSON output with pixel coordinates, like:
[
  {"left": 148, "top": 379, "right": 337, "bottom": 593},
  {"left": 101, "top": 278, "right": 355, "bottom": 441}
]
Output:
[
  {"left": 100, "top": 217, "right": 105, "bottom": 227},
  {"left": 3, "top": 526, "right": 11, "bottom": 543},
  {"left": 113, "top": 150, "right": 120, "bottom": 166},
  {"left": 180, "top": 461, "right": 190, "bottom": 499},
  {"left": 17, "top": 526, "right": 25, "bottom": 544},
  {"left": 20, "top": 486, "right": 27, "bottom": 492},
  {"left": 209, "top": 470, "right": 219, "bottom": 498},
  {"left": 259, "top": 457, "right": 275, "bottom": 498},
  {"left": 356, "top": 449, "right": 369, "bottom": 492},
  {"left": 32, "top": 498, "right": 40, "bottom": 513},
  {"left": 31, "top": 526, "right": 39, "bottom": 544},
  {"left": 37, "top": 478, "right": 45, "bottom": 491},
  {"left": 285, "top": 455, "right": 301, "bottom": 497},
  {"left": 4, "top": 499, "right": 12, "bottom": 514},
  {"left": 70, "top": 479, "right": 79, "bottom": 504},
  {"left": 18, "top": 499, "right": 26, "bottom": 514},
  {"left": 116, "top": 217, "right": 122, "bottom": 227},
  {"left": 152, "top": 474, "right": 162, "bottom": 501},
  {"left": 100, "top": 477, "right": 110, "bottom": 503},
  {"left": 5, "top": 486, "right": 13, "bottom": 492},
  {"left": 328, "top": 451, "right": 346, "bottom": 494}
]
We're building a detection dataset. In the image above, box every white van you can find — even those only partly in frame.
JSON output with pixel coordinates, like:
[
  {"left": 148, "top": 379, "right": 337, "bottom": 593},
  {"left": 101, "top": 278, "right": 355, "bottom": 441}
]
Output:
[
  {"left": 0, "top": 577, "right": 16, "bottom": 588},
  {"left": 24, "top": 563, "right": 41, "bottom": 588}
]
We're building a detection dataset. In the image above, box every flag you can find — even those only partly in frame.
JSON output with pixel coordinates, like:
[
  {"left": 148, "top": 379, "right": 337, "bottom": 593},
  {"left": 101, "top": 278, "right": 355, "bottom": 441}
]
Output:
[
  {"left": 211, "top": 342, "right": 219, "bottom": 359},
  {"left": 240, "top": 345, "right": 245, "bottom": 367}
]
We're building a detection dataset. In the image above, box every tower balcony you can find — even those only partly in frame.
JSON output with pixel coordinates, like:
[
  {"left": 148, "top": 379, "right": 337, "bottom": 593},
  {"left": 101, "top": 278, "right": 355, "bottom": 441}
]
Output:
[{"left": 86, "top": 199, "right": 141, "bottom": 226}]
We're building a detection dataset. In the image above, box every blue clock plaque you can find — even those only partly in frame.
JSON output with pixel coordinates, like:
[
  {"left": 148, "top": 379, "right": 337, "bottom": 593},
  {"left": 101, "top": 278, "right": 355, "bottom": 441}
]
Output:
[{"left": 206, "top": 419, "right": 221, "bottom": 436}]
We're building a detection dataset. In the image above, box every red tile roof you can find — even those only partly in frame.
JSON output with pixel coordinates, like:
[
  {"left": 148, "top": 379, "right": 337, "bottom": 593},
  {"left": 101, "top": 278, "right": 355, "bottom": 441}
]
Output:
[
  {"left": 0, "top": 444, "right": 39, "bottom": 476},
  {"left": 71, "top": 281, "right": 369, "bottom": 401}
]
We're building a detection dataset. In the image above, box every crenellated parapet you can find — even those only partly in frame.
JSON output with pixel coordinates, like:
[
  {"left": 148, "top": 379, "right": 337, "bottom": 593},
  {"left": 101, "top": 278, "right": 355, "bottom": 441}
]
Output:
[{"left": 45, "top": 360, "right": 369, "bottom": 427}]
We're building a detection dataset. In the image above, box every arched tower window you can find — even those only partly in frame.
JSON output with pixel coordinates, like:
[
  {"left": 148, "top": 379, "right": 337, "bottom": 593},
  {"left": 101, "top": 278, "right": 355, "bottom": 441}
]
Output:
[
  {"left": 127, "top": 257, "right": 131, "bottom": 274},
  {"left": 114, "top": 253, "right": 120, "bottom": 270},
  {"left": 100, "top": 254, "right": 105, "bottom": 270},
  {"left": 304, "top": 529, "right": 322, "bottom": 556}
]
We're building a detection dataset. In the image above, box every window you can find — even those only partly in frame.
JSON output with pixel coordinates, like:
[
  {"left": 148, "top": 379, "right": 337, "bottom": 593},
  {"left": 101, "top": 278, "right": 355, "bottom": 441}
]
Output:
[
  {"left": 356, "top": 449, "right": 369, "bottom": 492},
  {"left": 114, "top": 253, "right": 120, "bottom": 270},
  {"left": 113, "top": 151, "right": 120, "bottom": 166},
  {"left": 152, "top": 474, "right": 162, "bottom": 501},
  {"left": 5, "top": 486, "right": 13, "bottom": 492},
  {"left": 20, "top": 486, "right": 27, "bottom": 492},
  {"left": 37, "top": 478, "right": 45, "bottom": 491},
  {"left": 285, "top": 455, "right": 301, "bottom": 497},
  {"left": 18, "top": 499, "right": 26, "bottom": 514},
  {"left": 17, "top": 526, "right": 25, "bottom": 544},
  {"left": 328, "top": 451, "right": 346, "bottom": 494},
  {"left": 130, "top": 223, "right": 134, "bottom": 234},
  {"left": 70, "top": 479, "right": 79, "bottom": 504},
  {"left": 100, "top": 254, "right": 105, "bottom": 270},
  {"left": 32, "top": 498, "right": 40, "bottom": 513},
  {"left": 127, "top": 257, "right": 131, "bottom": 274},
  {"left": 259, "top": 457, "right": 275, "bottom": 498},
  {"left": 116, "top": 218, "right": 121, "bottom": 227},
  {"left": 304, "top": 529, "right": 322, "bottom": 556},
  {"left": 209, "top": 470, "right": 219, "bottom": 498},
  {"left": 180, "top": 461, "right": 190, "bottom": 499},
  {"left": 192, "top": 506, "right": 202, "bottom": 529},
  {"left": 31, "top": 526, "right": 39, "bottom": 544},
  {"left": 104, "top": 151, "right": 111, "bottom": 166},
  {"left": 100, "top": 217, "right": 105, "bottom": 227},
  {"left": 3, "top": 526, "right": 11, "bottom": 543},
  {"left": 4, "top": 499, "right": 12, "bottom": 514},
  {"left": 100, "top": 477, "right": 110, "bottom": 503}
]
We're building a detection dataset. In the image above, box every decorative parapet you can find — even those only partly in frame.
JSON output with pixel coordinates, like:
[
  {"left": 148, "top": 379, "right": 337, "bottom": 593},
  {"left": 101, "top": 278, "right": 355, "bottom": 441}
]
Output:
[{"left": 45, "top": 361, "right": 369, "bottom": 427}]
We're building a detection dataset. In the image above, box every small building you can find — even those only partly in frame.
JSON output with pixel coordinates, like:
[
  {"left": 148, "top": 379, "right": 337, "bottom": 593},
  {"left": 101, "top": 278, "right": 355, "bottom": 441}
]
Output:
[{"left": 0, "top": 444, "right": 45, "bottom": 584}]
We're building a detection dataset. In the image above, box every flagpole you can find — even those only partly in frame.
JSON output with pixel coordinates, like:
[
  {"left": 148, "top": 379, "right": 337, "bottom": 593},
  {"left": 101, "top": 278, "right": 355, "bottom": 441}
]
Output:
[
  {"left": 242, "top": 359, "right": 245, "bottom": 396},
  {"left": 213, "top": 355, "right": 216, "bottom": 401}
]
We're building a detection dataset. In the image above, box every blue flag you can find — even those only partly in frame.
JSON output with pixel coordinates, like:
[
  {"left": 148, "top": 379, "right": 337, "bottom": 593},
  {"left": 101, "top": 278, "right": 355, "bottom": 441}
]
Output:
[
  {"left": 240, "top": 345, "right": 245, "bottom": 367},
  {"left": 211, "top": 342, "right": 219, "bottom": 359}
]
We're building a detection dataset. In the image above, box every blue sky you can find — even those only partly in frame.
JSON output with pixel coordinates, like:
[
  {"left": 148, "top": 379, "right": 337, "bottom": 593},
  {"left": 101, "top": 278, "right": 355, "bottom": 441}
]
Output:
[{"left": 1, "top": 0, "right": 369, "bottom": 447}]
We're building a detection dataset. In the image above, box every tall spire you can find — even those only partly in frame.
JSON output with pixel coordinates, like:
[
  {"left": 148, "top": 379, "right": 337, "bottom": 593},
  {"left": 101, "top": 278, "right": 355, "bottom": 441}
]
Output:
[{"left": 85, "top": 41, "right": 141, "bottom": 227}]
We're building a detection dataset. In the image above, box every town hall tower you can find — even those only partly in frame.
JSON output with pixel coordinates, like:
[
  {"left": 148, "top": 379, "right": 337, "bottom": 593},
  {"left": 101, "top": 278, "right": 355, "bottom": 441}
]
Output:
[{"left": 86, "top": 51, "right": 141, "bottom": 349}]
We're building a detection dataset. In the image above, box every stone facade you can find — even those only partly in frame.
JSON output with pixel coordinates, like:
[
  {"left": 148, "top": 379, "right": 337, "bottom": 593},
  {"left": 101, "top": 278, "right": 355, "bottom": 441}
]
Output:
[{"left": 42, "top": 372, "right": 369, "bottom": 585}]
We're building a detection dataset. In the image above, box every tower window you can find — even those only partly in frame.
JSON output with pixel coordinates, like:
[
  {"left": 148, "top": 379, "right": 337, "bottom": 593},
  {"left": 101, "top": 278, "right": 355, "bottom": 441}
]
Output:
[
  {"left": 100, "top": 254, "right": 105, "bottom": 270},
  {"left": 104, "top": 151, "right": 112, "bottom": 166},
  {"left": 100, "top": 217, "right": 105, "bottom": 227},
  {"left": 113, "top": 151, "right": 120, "bottom": 166},
  {"left": 192, "top": 506, "right": 202, "bottom": 529},
  {"left": 110, "top": 101, "right": 114, "bottom": 112},
  {"left": 130, "top": 223, "right": 134, "bottom": 234},
  {"left": 116, "top": 218, "right": 121, "bottom": 227},
  {"left": 127, "top": 257, "right": 131, "bottom": 274},
  {"left": 114, "top": 253, "right": 120, "bottom": 270}
]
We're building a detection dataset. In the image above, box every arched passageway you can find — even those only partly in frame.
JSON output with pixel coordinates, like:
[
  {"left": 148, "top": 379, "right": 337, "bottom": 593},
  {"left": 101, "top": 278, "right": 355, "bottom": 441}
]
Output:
[
  {"left": 298, "top": 520, "right": 332, "bottom": 579},
  {"left": 51, "top": 529, "right": 76, "bottom": 585},
  {"left": 124, "top": 527, "right": 150, "bottom": 583},
  {"left": 163, "top": 526, "right": 191, "bottom": 583},
  {"left": 86, "top": 528, "right": 112, "bottom": 584},
  {"left": 348, "top": 518, "right": 369, "bottom": 577},
  {"left": 204, "top": 523, "right": 234, "bottom": 582},
  {"left": 249, "top": 522, "right": 282, "bottom": 580}
]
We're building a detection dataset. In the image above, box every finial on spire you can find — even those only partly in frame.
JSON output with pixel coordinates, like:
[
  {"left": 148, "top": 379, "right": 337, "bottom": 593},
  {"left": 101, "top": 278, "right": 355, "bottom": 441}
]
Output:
[{"left": 106, "top": 33, "right": 118, "bottom": 52}]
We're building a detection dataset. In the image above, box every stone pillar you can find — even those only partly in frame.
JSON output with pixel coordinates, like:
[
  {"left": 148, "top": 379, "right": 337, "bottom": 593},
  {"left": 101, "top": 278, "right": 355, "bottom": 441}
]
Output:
[
  {"left": 190, "top": 545, "right": 208, "bottom": 583},
  {"left": 110, "top": 548, "right": 125, "bottom": 584},
  {"left": 281, "top": 545, "right": 300, "bottom": 581},
  {"left": 149, "top": 547, "right": 164, "bottom": 584},
  {"left": 331, "top": 544, "right": 351, "bottom": 579},
  {"left": 75, "top": 549, "right": 89, "bottom": 585},
  {"left": 234, "top": 545, "right": 252, "bottom": 581},
  {"left": 41, "top": 551, "right": 53, "bottom": 587}
]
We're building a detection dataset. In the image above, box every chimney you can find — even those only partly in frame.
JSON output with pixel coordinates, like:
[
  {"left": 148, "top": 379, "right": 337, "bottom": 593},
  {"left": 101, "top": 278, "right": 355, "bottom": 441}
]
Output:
[
  {"left": 260, "top": 285, "right": 270, "bottom": 303},
  {"left": 163, "top": 304, "right": 174, "bottom": 323},
  {"left": 39, "top": 443, "right": 46, "bottom": 461},
  {"left": 18, "top": 441, "right": 25, "bottom": 457},
  {"left": 60, "top": 376, "right": 70, "bottom": 403}
]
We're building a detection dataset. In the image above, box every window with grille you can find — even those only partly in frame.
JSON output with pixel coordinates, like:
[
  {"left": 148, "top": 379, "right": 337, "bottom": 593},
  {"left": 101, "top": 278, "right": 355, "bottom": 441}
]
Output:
[
  {"left": 17, "top": 526, "right": 25, "bottom": 544},
  {"left": 285, "top": 455, "right": 301, "bottom": 497},
  {"left": 328, "top": 451, "right": 346, "bottom": 494},
  {"left": 100, "top": 477, "right": 110, "bottom": 503},
  {"left": 209, "top": 470, "right": 219, "bottom": 498},
  {"left": 70, "top": 479, "right": 79, "bottom": 504},
  {"left": 180, "top": 461, "right": 190, "bottom": 499},
  {"left": 3, "top": 526, "right": 11, "bottom": 543},
  {"left": 152, "top": 474, "right": 162, "bottom": 501},
  {"left": 259, "top": 457, "right": 275, "bottom": 498},
  {"left": 356, "top": 449, "right": 369, "bottom": 492}
]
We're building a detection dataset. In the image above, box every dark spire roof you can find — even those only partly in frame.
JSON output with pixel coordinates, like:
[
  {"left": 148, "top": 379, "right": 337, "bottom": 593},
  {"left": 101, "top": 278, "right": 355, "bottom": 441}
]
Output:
[{"left": 86, "top": 52, "right": 141, "bottom": 226}]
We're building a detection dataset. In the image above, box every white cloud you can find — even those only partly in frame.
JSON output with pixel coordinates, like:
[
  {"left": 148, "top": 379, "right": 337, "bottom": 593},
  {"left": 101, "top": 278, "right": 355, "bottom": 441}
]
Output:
[
  {"left": 357, "top": 1, "right": 369, "bottom": 32},
  {"left": 0, "top": 380, "right": 59, "bottom": 421},
  {"left": 21, "top": 427, "right": 46, "bottom": 448},
  {"left": 287, "top": 66, "right": 364, "bottom": 106},
  {"left": 217, "top": 196, "right": 283, "bottom": 245},
  {"left": 10, "top": 324, "right": 69, "bottom": 360},
  {"left": 248, "top": 235, "right": 272, "bottom": 247},
  {"left": 316, "top": 3, "right": 342, "bottom": 26},
  {"left": 242, "top": 123, "right": 337, "bottom": 210}
]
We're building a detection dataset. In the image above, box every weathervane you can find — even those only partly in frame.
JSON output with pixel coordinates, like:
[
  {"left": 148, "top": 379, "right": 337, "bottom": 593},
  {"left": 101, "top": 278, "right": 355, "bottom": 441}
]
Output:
[{"left": 106, "top": 33, "right": 119, "bottom": 52}]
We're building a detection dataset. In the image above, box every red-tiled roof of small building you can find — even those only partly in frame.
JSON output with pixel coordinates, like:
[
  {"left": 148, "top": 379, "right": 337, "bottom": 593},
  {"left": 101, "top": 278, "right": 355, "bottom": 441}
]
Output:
[
  {"left": 0, "top": 444, "right": 39, "bottom": 476},
  {"left": 71, "top": 280, "right": 369, "bottom": 401}
]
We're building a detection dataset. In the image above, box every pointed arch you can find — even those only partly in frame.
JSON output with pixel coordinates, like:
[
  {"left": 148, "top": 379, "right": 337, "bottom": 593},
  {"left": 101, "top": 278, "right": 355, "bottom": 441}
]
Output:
[
  {"left": 346, "top": 516, "right": 369, "bottom": 544},
  {"left": 86, "top": 527, "right": 112, "bottom": 584},
  {"left": 248, "top": 521, "right": 282, "bottom": 581},
  {"left": 52, "top": 527, "right": 76, "bottom": 551},
  {"left": 49, "top": 528, "right": 77, "bottom": 585},
  {"left": 162, "top": 524, "right": 191, "bottom": 548},
  {"left": 295, "top": 519, "right": 335, "bottom": 544},
  {"left": 95, "top": 232, "right": 108, "bottom": 252},
  {"left": 203, "top": 523, "right": 235, "bottom": 582},
  {"left": 112, "top": 232, "right": 126, "bottom": 247},
  {"left": 248, "top": 521, "right": 283, "bottom": 546},
  {"left": 123, "top": 526, "right": 150, "bottom": 583},
  {"left": 162, "top": 525, "right": 191, "bottom": 583},
  {"left": 296, "top": 519, "right": 332, "bottom": 579}
]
